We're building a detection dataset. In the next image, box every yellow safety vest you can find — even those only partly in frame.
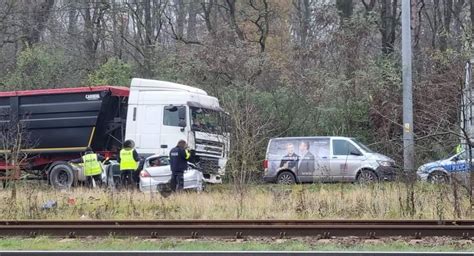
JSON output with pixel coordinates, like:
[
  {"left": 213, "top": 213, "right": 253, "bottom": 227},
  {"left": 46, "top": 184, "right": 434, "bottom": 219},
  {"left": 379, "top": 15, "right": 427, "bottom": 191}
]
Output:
[
  {"left": 82, "top": 153, "right": 102, "bottom": 176},
  {"left": 120, "top": 148, "right": 138, "bottom": 171}
]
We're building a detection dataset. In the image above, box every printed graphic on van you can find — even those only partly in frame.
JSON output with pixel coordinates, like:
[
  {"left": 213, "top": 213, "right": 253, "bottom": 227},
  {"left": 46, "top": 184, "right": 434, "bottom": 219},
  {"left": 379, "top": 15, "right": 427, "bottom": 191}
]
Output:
[{"left": 267, "top": 138, "right": 330, "bottom": 177}]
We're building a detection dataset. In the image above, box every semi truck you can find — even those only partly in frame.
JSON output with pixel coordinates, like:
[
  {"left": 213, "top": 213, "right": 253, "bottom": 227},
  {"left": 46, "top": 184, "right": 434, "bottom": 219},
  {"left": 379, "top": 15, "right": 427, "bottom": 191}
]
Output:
[{"left": 0, "top": 78, "right": 229, "bottom": 188}]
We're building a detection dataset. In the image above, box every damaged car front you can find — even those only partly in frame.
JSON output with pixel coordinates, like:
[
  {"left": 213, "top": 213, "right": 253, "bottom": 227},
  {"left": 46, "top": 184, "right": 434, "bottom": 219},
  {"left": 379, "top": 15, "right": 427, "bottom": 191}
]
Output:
[{"left": 139, "top": 155, "right": 204, "bottom": 192}]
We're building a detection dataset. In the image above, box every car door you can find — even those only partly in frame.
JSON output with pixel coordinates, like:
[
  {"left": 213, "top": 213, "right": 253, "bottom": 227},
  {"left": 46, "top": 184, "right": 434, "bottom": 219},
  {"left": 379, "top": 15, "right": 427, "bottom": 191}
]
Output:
[
  {"left": 445, "top": 152, "right": 470, "bottom": 182},
  {"left": 145, "top": 156, "right": 172, "bottom": 183},
  {"left": 330, "top": 138, "right": 365, "bottom": 181},
  {"left": 311, "top": 138, "right": 331, "bottom": 182}
]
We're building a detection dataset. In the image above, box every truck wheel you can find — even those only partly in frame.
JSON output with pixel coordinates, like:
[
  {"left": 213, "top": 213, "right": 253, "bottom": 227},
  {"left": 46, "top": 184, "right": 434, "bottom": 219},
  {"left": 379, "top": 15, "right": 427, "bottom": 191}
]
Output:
[
  {"left": 49, "top": 163, "right": 74, "bottom": 189},
  {"left": 277, "top": 171, "right": 296, "bottom": 185}
]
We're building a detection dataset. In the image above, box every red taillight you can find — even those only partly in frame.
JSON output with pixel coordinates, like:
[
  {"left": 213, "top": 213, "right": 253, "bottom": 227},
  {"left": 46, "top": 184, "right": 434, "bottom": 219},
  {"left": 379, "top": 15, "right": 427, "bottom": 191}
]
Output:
[
  {"left": 263, "top": 159, "right": 268, "bottom": 169},
  {"left": 140, "top": 170, "right": 151, "bottom": 177}
]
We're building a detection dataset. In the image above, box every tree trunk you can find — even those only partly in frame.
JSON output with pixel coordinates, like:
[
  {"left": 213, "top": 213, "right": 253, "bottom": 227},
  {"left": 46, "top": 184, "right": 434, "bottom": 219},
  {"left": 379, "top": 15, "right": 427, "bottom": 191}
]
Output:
[
  {"left": 471, "top": 0, "right": 474, "bottom": 45},
  {"left": 380, "top": 0, "right": 398, "bottom": 55},
  {"left": 176, "top": 0, "right": 186, "bottom": 39},
  {"left": 143, "top": 0, "right": 153, "bottom": 77},
  {"left": 301, "top": 0, "right": 311, "bottom": 46},
  {"left": 439, "top": 0, "right": 452, "bottom": 52},
  {"left": 187, "top": 0, "right": 198, "bottom": 41},
  {"left": 202, "top": 0, "right": 215, "bottom": 36},
  {"left": 21, "top": 0, "right": 54, "bottom": 46},
  {"left": 67, "top": 0, "right": 78, "bottom": 36},
  {"left": 336, "top": 0, "right": 353, "bottom": 22},
  {"left": 226, "top": 0, "right": 245, "bottom": 41},
  {"left": 83, "top": 0, "right": 96, "bottom": 68},
  {"left": 452, "top": 0, "right": 464, "bottom": 51}
]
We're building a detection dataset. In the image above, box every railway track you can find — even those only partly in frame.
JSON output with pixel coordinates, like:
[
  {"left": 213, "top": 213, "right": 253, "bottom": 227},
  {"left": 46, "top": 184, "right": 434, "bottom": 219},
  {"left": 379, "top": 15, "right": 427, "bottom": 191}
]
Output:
[{"left": 0, "top": 220, "right": 473, "bottom": 239}]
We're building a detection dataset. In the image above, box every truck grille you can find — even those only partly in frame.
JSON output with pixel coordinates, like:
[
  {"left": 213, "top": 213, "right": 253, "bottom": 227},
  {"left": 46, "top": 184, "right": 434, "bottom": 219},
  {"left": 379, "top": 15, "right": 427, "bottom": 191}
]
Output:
[
  {"left": 195, "top": 139, "right": 224, "bottom": 157},
  {"left": 195, "top": 139, "right": 223, "bottom": 147},
  {"left": 199, "top": 157, "right": 220, "bottom": 174}
]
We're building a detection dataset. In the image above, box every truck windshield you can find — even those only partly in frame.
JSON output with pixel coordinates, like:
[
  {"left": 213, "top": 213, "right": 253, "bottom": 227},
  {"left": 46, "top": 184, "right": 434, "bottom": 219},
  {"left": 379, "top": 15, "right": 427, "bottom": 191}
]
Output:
[
  {"left": 191, "top": 107, "right": 225, "bottom": 134},
  {"left": 351, "top": 139, "right": 374, "bottom": 153}
]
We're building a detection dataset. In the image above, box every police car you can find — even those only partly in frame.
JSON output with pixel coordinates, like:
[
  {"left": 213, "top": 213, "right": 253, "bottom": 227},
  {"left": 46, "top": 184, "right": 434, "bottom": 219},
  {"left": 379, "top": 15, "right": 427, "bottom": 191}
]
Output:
[{"left": 417, "top": 150, "right": 471, "bottom": 183}]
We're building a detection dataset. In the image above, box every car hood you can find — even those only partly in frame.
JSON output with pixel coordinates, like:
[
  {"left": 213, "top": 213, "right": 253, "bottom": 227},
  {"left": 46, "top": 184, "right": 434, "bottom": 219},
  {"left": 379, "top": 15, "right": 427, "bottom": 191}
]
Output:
[
  {"left": 367, "top": 153, "right": 394, "bottom": 162},
  {"left": 418, "top": 158, "right": 452, "bottom": 172}
]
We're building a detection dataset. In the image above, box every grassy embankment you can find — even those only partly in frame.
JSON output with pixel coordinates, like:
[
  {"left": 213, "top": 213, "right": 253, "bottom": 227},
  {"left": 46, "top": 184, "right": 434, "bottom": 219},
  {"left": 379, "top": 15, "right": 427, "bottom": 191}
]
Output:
[
  {"left": 0, "top": 182, "right": 470, "bottom": 220},
  {"left": 0, "top": 237, "right": 473, "bottom": 251}
]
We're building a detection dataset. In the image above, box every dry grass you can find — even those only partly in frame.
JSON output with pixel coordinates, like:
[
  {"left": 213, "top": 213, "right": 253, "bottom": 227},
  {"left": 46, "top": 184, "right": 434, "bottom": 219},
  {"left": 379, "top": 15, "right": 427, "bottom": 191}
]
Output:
[{"left": 0, "top": 182, "right": 471, "bottom": 220}]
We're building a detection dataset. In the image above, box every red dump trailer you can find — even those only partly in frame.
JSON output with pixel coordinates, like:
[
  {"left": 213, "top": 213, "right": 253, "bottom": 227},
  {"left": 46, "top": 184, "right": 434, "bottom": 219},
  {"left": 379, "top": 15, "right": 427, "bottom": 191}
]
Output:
[{"left": 0, "top": 86, "right": 129, "bottom": 188}]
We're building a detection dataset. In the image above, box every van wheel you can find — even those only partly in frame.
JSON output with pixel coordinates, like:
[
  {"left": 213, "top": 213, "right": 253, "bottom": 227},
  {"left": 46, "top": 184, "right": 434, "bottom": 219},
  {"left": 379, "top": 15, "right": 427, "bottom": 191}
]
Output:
[
  {"left": 357, "top": 169, "right": 378, "bottom": 184},
  {"left": 428, "top": 171, "right": 449, "bottom": 184},
  {"left": 277, "top": 171, "right": 296, "bottom": 185},
  {"left": 49, "top": 163, "right": 74, "bottom": 189}
]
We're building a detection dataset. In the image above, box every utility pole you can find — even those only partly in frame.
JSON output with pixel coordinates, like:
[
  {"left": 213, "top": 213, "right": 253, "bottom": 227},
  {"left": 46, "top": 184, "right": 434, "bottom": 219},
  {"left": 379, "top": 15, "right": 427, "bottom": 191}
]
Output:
[{"left": 402, "top": 0, "right": 415, "bottom": 174}]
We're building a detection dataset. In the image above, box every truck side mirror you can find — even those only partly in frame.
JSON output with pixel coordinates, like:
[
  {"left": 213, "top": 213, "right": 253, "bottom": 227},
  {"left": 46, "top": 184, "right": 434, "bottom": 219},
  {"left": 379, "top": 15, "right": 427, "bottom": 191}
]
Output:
[{"left": 178, "top": 107, "right": 186, "bottom": 128}]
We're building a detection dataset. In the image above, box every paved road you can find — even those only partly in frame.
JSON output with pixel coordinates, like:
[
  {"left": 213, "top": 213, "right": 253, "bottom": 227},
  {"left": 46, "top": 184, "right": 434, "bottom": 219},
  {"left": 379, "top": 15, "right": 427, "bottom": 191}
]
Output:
[{"left": 0, "top": 251, "right": 472, "bottom": 256}]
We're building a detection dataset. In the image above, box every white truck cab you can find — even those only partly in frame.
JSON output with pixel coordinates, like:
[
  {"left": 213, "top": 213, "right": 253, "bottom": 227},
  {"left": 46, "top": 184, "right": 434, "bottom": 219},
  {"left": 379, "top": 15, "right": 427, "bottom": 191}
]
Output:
[{"left": 125, "top": 78, "right": 229, "bottom": 183}]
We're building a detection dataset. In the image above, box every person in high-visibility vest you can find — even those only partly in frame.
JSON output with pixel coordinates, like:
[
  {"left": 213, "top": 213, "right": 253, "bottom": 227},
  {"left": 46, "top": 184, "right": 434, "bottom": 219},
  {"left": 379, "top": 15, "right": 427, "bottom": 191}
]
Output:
[
  {"left": 456, "top": 144, "right": 463, "bottom": 154},
  {"left": 118, "top": 139, "right": 140, "bottom": 188},
  {"left": 169, "top": 140, "right": 192, "bottom": 192},
  {"left": 70, "top": 147, "right": 106, "bottom": 188}
]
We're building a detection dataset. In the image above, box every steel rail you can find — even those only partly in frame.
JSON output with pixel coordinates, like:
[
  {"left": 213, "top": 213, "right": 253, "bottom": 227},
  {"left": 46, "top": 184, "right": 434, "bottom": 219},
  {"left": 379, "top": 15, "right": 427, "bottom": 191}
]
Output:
[
  {"left": 0, "top": 220, "right": 473, "bottom": 238},
  {"left": 0, "top": 219, "right": 473, "bottom": 226}
]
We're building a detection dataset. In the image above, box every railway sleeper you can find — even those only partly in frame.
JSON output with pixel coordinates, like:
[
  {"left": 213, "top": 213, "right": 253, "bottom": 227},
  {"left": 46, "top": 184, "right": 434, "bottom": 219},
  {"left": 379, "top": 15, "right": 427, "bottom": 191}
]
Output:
[
  {"left": 278, "top": 232, "right": 286, "bottom": 239},
  {"left": 68, "top": 232, "right": 76, "bottom": 238},
  {"left": 321, "top": 232, "right": 331, "bottom": 239},
  {"left": 414, "top": 232, "right": 422, "bottom": 239},
  {"left": 367, "top": 232, "right": 377, "bottom": 239},
  {"left": 235, "top": 232, "right": 243, "bottom": 239},
  {"left": 191, "top": 231, "right": 199, "bottom": 239}
]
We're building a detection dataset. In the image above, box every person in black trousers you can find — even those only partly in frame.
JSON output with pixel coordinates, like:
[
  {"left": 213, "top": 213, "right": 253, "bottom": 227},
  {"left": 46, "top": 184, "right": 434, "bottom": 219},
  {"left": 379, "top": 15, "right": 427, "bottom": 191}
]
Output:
[{"left": 169, "top": 140, "right": 191, "bottom": 192}]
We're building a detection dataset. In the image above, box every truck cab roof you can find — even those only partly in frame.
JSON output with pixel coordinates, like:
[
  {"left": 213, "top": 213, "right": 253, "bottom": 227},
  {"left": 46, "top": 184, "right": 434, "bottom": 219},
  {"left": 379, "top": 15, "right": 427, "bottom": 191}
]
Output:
[{"left": 131, "top": 78, "right": 208, "bottom": 95}]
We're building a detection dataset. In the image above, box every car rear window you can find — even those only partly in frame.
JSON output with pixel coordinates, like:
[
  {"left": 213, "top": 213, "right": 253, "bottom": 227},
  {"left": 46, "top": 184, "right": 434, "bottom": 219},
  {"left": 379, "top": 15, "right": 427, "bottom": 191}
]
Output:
[{"left": 146, "top": 156, "right": 170, "bottom": 167}]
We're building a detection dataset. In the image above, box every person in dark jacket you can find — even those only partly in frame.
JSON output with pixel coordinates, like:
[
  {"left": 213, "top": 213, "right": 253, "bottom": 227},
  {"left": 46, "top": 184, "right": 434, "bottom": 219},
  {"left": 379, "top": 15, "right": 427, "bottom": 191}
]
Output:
[
  {"left": 298, "top": 141, "right": 315, "bottom": 176},
  {"left": 279, "top": 143, "right": 299, "bottom": 172},
  {"left": 169, "top": 140, "right": 191, "bottom": 192},
  {"left": 118, "top": 139, "right": 140, "bottom": 189},
  {"left": 70, "top": 147, "right": 106, "bottom": 188}
]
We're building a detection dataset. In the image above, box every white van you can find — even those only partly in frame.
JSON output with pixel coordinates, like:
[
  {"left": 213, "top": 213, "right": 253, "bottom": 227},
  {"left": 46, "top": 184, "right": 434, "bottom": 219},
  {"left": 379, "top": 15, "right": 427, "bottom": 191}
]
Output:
[{"left": 263, "top": 136, "right": 396, "bottom": 184}]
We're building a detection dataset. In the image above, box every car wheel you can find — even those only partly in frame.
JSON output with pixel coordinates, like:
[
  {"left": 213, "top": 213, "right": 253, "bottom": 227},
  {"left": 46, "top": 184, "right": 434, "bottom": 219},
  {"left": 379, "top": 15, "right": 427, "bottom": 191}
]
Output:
[
  {"left": 49, "top": 163, "right": 74, "bottom": 189},
  {"left": 428, "top": 171, "right": 449, "bottom": 184},
  {"left": 357, "top": 169, "right": 378, "bottom": 184},
  {"left": 277, "top": 171, "right": 296, "bottom": 185}
]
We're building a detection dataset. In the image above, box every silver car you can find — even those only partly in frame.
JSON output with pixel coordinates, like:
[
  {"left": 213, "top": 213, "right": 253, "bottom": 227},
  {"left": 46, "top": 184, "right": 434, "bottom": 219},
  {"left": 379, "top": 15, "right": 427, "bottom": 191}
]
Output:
[
  {"left": 263, "top": 136, "right": 397, "bottom": 184},
  {"left": 139, "top": 155, "right": 204, "bottom": 192}
]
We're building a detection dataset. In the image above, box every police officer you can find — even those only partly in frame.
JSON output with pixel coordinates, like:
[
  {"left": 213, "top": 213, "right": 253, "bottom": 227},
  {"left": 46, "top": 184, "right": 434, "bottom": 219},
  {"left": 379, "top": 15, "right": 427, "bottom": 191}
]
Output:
[
  {"left": 118, "top": 139, "right": 140, "bottom": 188},
  {"left": 70, "top": 147, "right": 105, "bottom": 188},
  {"left": 169, "top": 140, "right": 191, "bottom": 192}
]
